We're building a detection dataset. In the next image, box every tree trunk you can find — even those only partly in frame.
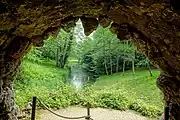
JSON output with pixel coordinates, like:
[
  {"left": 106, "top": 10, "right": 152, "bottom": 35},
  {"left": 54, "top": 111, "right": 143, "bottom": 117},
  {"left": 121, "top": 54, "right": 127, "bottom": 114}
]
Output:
[
  {"left": 148, "top": 64, "right": 153, "bottom": 77},
  {"left": 110, "top": 55, "right": 113, "bottom": 75},
  {"left": 102, "top": 34, "right": 108, "bottom": 75},
  {"left": 108, "top": 40, "right": 113, "bottom": 75},
  {"left": 116, "top": 55, "right": 119, "bottom": 73},
  {"left": 123, "top": 60, "right": 125, "bottom": 76},
  {"left": 56, "top": 29, "right": 73, "bottom": 68},
  {"left": 104, "top": 58, "right": 109, "bottom": 75},
  {"left": 132, "top": 60, "right": 135, "bottom": 75},
  {"left": 56, "top": 47, "right": 60, "bottom": 67},
  {"left": 132, "top": 50, "right": 135, "bottom": 75},
  {"left": 157, "top": 73, "right": 180, "bottom": 120}
]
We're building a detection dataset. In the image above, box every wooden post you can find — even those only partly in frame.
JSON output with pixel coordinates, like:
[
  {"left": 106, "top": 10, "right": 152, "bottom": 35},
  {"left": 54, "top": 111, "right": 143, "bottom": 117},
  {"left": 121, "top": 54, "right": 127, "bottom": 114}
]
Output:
[
  {"left": 86, "top": 102, "right": 90, "bottom": 120},
  {"left": 31, "top": 96, "right": 37, "bottom": 120},
  {"left": 164, "top": 106, "right": 169, "bottom": 120}
]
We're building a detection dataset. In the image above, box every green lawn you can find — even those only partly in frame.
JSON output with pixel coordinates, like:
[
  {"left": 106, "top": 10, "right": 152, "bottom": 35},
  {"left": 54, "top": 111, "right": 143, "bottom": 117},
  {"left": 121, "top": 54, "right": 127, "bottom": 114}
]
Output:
[
  {"left": 93, "top": 69, "right": 163, "bottom": 109},
  {"left": 14, "top": 59, "right": 69, "bottom": 107},
  {"left": 15, "top": 59, "right": 68, "bottom": 89}
]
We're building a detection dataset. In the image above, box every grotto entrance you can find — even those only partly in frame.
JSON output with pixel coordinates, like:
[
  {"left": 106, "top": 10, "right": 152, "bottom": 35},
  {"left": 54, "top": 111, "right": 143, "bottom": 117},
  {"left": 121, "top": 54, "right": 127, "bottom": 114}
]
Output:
[{"left": 1, "top": 0, "right": 180, "bottom": 120}]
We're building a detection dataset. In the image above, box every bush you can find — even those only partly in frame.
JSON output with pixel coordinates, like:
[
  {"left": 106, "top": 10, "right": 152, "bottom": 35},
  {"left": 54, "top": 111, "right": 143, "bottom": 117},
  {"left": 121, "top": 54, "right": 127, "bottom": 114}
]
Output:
[
  {"left": 15, "top": 80, "right": 162, "bottom": 118},
  {"left": 130, "top": 100, "right": 162, "bottom": 117},
  {"left": 135, "top": 52, "right": 152, "bottom": 68},
  {"left": 81, "top": 52, "right": 100, "bottom": 81},
  {"left": 16, "top": 84, "right": 77, "bottom": 109}
]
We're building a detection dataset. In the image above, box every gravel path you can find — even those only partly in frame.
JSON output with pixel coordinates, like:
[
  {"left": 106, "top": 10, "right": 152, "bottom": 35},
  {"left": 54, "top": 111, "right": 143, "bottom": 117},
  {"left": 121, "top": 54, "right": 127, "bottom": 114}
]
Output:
[{"left": 39, "top": 107, "right": 152, "bottom": 120}]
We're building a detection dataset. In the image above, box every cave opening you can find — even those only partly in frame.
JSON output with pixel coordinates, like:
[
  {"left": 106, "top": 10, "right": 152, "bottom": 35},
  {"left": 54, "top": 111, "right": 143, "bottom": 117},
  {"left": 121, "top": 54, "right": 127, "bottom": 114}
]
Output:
[{"left": 1, "top": 0, "right": 180, "bottom": 119}]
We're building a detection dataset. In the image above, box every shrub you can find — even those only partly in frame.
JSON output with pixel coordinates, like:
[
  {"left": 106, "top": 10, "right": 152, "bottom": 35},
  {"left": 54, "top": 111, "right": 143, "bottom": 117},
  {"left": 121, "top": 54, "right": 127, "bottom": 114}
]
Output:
[
  {"left": 15, "top": 81, "right": 162, "bottom": 118},
  {"left": 130, "top": 100, "right": 162, "bottom": 117}
]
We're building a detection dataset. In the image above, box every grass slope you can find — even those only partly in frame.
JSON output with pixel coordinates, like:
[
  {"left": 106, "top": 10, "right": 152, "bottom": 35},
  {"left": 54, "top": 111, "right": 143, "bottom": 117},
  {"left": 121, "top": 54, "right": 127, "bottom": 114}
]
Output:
[
  {"left": 93, "top": 69, "right": 163, "bottom": 109},
  {"left": 15, "top": 59, "right": 69, "bottom": 107}
]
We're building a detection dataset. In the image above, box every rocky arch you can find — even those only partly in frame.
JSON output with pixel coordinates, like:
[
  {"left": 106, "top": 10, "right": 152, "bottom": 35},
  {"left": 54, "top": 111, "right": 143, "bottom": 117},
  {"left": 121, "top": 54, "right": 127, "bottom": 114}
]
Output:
[{"left": 1, "top": 0, "right": 180, "bottom": 119}]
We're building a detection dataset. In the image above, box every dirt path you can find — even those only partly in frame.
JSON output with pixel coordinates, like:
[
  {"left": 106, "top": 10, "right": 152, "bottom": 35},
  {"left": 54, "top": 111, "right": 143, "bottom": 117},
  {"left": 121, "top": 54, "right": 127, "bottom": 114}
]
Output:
[{"left": 39, "top": 107, "right": 153, "bottom": 120}]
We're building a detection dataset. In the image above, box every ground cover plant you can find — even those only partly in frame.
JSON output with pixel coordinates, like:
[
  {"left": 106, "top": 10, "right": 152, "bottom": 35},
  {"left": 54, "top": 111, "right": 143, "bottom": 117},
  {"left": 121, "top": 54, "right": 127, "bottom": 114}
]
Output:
[{"left": 14, "top": 57, "right": 163, "bottom": 118}]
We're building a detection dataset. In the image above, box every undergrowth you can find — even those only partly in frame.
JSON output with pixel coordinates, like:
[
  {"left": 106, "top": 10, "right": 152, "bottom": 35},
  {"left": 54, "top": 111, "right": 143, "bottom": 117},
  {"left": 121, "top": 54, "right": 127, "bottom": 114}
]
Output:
[{"left": 14, "top": 58, "right": 163, "bottom": 118}]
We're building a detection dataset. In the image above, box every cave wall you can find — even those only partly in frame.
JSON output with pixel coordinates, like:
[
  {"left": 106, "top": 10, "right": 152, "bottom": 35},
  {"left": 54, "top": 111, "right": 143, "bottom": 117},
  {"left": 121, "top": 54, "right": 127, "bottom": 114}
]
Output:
[
  {"left": 1, "top": 0, "right": 180, "bottom": 119},
  {"left": 1, "top": 0, "right": 180, "bottom": 78}
]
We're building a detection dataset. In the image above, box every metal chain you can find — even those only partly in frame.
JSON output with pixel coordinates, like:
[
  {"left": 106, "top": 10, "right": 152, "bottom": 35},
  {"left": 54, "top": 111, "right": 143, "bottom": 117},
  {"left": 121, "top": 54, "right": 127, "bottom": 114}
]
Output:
[{"left": 37, "top": 97, "right": 92, "bottom": 119}]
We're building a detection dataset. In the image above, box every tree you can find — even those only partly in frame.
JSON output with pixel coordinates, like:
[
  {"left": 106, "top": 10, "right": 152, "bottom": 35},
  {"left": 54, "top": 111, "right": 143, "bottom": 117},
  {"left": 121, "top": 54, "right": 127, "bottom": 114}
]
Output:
[
  {"left": 26, "top": 29, "right": 74, "bottom": 68},
  {"left": 72, "top": 25, "right": 151, "bottom": 77},
  {"left": 121, "top": 40, "right": 136, "bottom": 75},
  {"left": 80, "top": 25, "right": 135, "bottom": 75},
  {"left": 56, "top": 29, "right": 74, "bottom": 68},
  {"left": 135, "top": 52, "right": 153, "bottom": 76}
]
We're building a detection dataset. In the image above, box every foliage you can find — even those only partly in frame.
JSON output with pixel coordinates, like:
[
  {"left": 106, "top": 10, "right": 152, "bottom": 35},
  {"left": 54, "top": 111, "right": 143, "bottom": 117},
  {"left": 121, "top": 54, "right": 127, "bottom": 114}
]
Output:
[
  {"left": 15, "top": 59, "right": 73, "bottom": 108},
  {"left": 81, "top": 51, "right": 100, "bottom": 81},
  {"left": 75, "top": 25, "right": 152, "bottom": 77},
  {"left": 27, "top": 29, "right": 73, "bottom": 68},
  {"left": 25, "top": 24, "right": 150, "bottom": 77},
  {"left": 92, "top": 69, "right": 162, "bottom": 108},
  {"left": 15, "top": 58, "right": 162, "bottom": 118},
  {"left": 135, "top": 52, "right": 151, "bottom": 67},
  {"left": 56, "top": 29, "right": 74, "bottom": 68},
  {"left": 79, "top": 25, "right": 136, "bottom": 76},
  {"left": 76, "top": 86, "right": 162, "bottom": 117},
  {"left": 24, "top": 47, "right": 44, "bottom": 62},
  {"left": 15, "top": 22, "right": 160, "bottom": 118},
  {"left": 38, "top": 36, "right": 58, "bottom": 60}
]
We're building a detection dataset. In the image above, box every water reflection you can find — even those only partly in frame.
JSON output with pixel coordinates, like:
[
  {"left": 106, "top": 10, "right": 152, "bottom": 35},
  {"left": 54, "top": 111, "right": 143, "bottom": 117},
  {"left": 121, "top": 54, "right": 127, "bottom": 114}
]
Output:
[
  {"left": 67, "top": 64, "right": 88, "bottom": 88},
  {"left": 71, "top": 76, "right": 83, "bottom": 88}
]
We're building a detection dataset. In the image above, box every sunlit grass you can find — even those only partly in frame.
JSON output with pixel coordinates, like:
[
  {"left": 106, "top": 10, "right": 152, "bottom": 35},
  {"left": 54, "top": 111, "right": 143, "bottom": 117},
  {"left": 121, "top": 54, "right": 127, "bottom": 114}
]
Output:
[
  {"left": 15, "top": 59, "right": 68, "bottom": 90},
  {"left": 93, "top": 69, "right": 163, "bottom": 109}
]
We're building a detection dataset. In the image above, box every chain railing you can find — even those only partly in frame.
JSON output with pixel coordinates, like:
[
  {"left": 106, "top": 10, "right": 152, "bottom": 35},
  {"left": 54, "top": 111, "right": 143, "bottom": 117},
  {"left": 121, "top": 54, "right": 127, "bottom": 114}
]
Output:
[
  {"left": 30, "top": 96, "right": 170, "bottom": 120},
  {"left": 31, "top": 96, "right": 93, "bottom": 120}
]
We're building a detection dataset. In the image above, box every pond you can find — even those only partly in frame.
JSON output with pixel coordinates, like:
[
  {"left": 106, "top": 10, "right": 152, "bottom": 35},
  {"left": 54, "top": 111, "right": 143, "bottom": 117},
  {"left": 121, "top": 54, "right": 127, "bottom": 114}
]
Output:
[{"left": 67, "top": 64, "right": 89, "bottom": 88}]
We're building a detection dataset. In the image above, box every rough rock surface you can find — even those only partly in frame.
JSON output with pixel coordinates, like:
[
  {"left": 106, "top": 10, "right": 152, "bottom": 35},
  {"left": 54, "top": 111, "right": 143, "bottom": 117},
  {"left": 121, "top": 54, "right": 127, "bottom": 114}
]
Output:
[{"left": 0, "top": 0, "right": 180, "bottom": 119}]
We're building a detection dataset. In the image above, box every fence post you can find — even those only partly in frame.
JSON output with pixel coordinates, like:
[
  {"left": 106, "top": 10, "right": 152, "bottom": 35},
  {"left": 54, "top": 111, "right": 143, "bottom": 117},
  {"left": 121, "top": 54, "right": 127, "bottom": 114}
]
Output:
[
  {"left": 164, "top": 106, "right": 169, "bottom": 120},
  {"left": 85, "top": 102, "right": 90, "bottom": 120},
  {"left": 31, "top": 96, "right": 37, "bottom": 120}
]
